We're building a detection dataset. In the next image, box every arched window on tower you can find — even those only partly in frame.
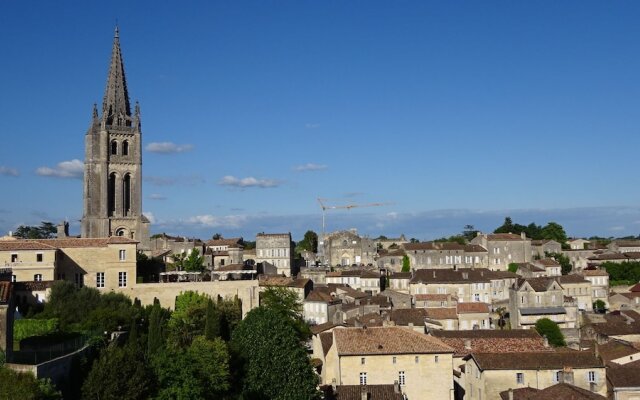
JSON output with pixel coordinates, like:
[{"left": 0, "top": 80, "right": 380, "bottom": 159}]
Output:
[
  {"left": 111, "top": 140, "right": 118, "bottom": 155},
  {"left": 123, "top": 173, "right": 131, "bottom": 217},
  {"left": 108, "top": 173, "right": 116, "bottom": 216},
  {"left": 122, "top": 140, "right": 129, "bottom": 156}
]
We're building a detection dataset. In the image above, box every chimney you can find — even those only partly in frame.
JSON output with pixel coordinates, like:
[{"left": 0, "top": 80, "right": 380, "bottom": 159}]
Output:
[
  {"left": 521, "top": 232, "right": 526, "bottom": 240},
  {"left": 590, "top": 382, "right": 597, "bottom": 392},
  {"left": 464, "top": 339, "right": 471, "bottom": 350},
  {"left": 331, "top": 378, "right": 337, "bottom": 392},
  {"left": 507, "top": 388, "right": 514, "bottom": 400},
  {"left": 361, "top": 385, "right": 368, "bottom": 400},
  {"left": 543, "top": 336, "right": 549, "bottom": 348},
  {"left": 394, "top": 380, "right": 400, "bottom": 394},
  {"left": 57, "top": 221, "right": 69, "bottom": 238},
  {"left": 433, "top": 270, "right": 436, "bottom": 278}
]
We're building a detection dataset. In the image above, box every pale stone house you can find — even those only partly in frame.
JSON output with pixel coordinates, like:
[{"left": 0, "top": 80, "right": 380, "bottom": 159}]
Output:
[
  {"left": 320, "top": 230, "right": 376, "bottom": 267},
  {"left": 509, "top": 277, "right": 577, "bottom": 329},
  {"left": 322, "top": 326, "right": 455, "bottom": 400},
  {"left": 608, "top": 240, "right": 640, "bottom": 253},
  {"left": 457, "top": 302, "right": 491, "bottom": 330},
  {"left": 580, "top": 269, "right": 609, "bottom": 307},
  {"left": 557, "top": 274, "right": 593, "bottom": 311},
  {"left": 388, "top": 272, "right": 411, "bottom": 293},
  {"left": 409, "top": 268, "right": 492, "bottom": 304},
  {"left": 304, "top": 286, "right": 342, "bottom": 325},
  {"left": 531, "top": 239, "right": 562, "bottom": 258},
  {"left": 204, "top": 237, "right": 243, "bottom": 269},
  {"left": 471, "top": 233, "right": 532, "bottom": 271},
  {"left": 375, "top": 249, "right": 406, "bottom": 272},
  {"left": 402, "top": 242, "right": 487, "bottom": 269},
  {"left": 325, "top": 269, "right": 383, "bottom": 295},
  {"left": 568, "top": 239, "right": 591, "bottom": 250},
  {"left": 256, "top": 233, "right": 294, "bottom": 277},
  {"left": 464, "top": 351, "right": 606, "bottom": 399}
]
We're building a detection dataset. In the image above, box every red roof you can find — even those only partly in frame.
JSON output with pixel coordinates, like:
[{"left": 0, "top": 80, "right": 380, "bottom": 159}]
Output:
[{"left": 0, "top": 281, "right": 12, "bottom": 304}]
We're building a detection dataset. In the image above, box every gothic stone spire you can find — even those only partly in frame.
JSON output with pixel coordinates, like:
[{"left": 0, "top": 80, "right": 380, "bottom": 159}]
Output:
[{"left": 102, "top": 26, "right": 131, "bottom": 126}]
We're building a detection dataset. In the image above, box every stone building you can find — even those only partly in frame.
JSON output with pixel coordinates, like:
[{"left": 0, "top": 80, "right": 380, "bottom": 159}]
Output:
[
  {"left": 320, "top": 230, "right": 376, "bottom": 267},
  {"left": 81, "top": 27, "right": 150, "bottom": 250},
  {"left": 403, "top": 242, "right": 488, "bottom": 269},
  {"left": 471, "top": 233, "right": 532, "bottom": 271},
  {"left": 204, "top": 238, "right": 244, "bottom": 269},
  {"left": 531, "top": 240, "right": 562, "bottom": 258},
  {"left": 509, "top": 277, "right": 577, "bottom": 329},
  {"left": 255, "top": 233, "right": 294, "bottom": 277}
]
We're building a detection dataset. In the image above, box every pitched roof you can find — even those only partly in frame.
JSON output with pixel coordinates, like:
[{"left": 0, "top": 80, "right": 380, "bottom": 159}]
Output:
[
  {"left": 0, "top": 281, "right": 12, "bottom": 304},
  {"left": 425, "top": 307, "right": 458, "bottom": 320},
  {"left": 468, "top": 351, "right": 603, "bottom": 370},
  {"left": 403, "top": 241, "right": 465, "bottom": 251},
  {"left": 581, "top": 269, "right": 609, "bottom": 277},
  {"left": 597, "top": 340, "right": 640, "bottom": 363},
  {"left": 488, "top": 233, "right": 526, "bottom": 241},
  {"left": 389, "top": 272, "right": 411, "bottom": 279},
  {"left": 310, "top": 321, "right": 343, "bottom": 335},
  {"left": 499, "top": 384, "right": 606, "bottom": 400},
  {"left": 587, "top": 313, "right": 640, "bottom": 336},
  {"left": 0, "top": 241, "right": 57, "bottom": 251},
  {"left": 414, "top": 294, "right": 458, "bottom": 302},
  {"left": 411, "top": 268, "right": 492, "bottom": 284},
  {"left": 305, "top": 288, "right": 339, "bottom": 304},
  {"left": 320, "top": 332, "right": 334, "bottom": 356},
  {"left": 536, "top": 258, "right": 560, "bottom": 266},
  {"left": 389, "top": 308, "right": 429, "bottom": 326},
  {"left": 431, "top": 329, "right": 543, "bottom": 339},
  {"left": 431, "top": 330, "right": 547, "bottom": 357},
  {"left": 8, "top": 237, "right": 139, "bottom": 249},
  {"left": 457, "top": 302, "right": 490, "bottom": 314},
  {"left": 517, "top": 277, "right": 560, "bottom": 292},
  {"left": 333, "top": 326, "right": 453, "bottom": 355},
  {"left": 629, "top": 282, "right": 640, "bottom": 292},
  {"left": 322, "top": 384, "right": 404, "bottom": 400},
  {"left": 558, "top": 275, "right": 590, "bottom": 284},
  {"left": 205, "top": 237, "right": 243, "bottom": 247},
  {"left": 607, "top": 365, "right": 640, "bottom": 388},
  {"left": 216, "top": 263, "right": 254, "bottom": 272}
]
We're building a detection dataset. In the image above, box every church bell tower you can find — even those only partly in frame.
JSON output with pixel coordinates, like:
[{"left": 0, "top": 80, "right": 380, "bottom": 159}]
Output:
[{"left": 81, "top": 27, "right": 150, "bottom": 249}]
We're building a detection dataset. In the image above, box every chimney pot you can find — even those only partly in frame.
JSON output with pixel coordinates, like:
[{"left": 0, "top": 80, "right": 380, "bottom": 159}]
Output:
[
  {"left": 464, "top": 339, "right": 471, "bottom": 350},
  {"left": 394, "top": 381, "right": 400, "bottom": 394},
  {"left": 508, "top": 388, "right": 514, "bottom": 400}
]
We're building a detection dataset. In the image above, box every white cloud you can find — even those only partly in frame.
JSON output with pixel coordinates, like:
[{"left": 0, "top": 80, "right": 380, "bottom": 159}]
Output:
[
  {"left": 305, "top": 123, "right": 320, "bottom": 129},
  {"left": 143, "top": 212, "right": 156, "bottom": 224},
  {"left": 0, "top": 166, "right": 19, "bottom": 177},
  {"left": 145, "top": 142, "right": 193, "bottom": 154},
  {"left": 149, "top": 194, "right": 167, "bottom": 200},
  {"left": 218, "top": 175, "right": 280, "bottom": 188},
  {"left": 609, "top": 226, "right": 625, "bottom": 232},
  {"left": 144, "top": 175, "right": 204, "bottom": 186},
  {"left": 185, "top": 214, "right": 248, "bottom": 228},
  {"left": 293, "top": 163, "right": 328, "bottom": 172},
  {"left": 36, "top": 159, "right": 83, "bottom": 179}
]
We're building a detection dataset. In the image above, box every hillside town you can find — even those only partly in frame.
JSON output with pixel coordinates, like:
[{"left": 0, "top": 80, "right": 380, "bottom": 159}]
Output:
[{"left": 2, "top": 5, "right": 640, "bottom": 400}]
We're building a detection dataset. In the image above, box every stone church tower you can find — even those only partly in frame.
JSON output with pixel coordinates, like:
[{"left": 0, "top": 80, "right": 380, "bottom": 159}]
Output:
[{"left": 81, "top": 28, "right": 150, "bottom": 250}]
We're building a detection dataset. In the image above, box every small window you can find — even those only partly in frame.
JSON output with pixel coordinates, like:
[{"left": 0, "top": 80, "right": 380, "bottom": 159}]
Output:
[
  {"left": 11, "top": 254, "right": 18, "bottom": 263},
  {"left": 435, "top": 355, "right": 439, "bottom": 363},
  {"left": 392, "top": 356, "right": 397, "bottom": 364},
  {"left": 122, "top": 140, "right": 129, "bottom": 156},
  {"left": 361, "top": 357, "right": 365, "bottom": 365},
  {"left": 415, "top": 356, "right": 419, "bottom": 364},
  {"left": 75, "top": 273, "right": 83, "bottom": 287},
  {"left": 118, "top": 271, "right": 127, "bottom": 287},
  {"left": 516, "top": 373, "right": 524, "bottom": 384},
  {"left": 34, "top": 274, "right": 42, "bottom": 282},
  {"left": 359, "top": 372, "right": 367, "bottom": 385},
  {"left": 398, "top": 371, "right": 405, "bottom": 386},
  {"left": 119, "top": 249, "right": 126, "bottom": 261},
  {"left": 11, "top": 275, "right": 16, "bottom": 282},
  {"left": 36, "top": 253, "right": 43, "bottom": 262},
  {"left": 588, "top": 371, "right": 596, "bottom": 383},
  {"left": 111, "top": 140, "right": 118, "bottom": 155},
  {"left": 96, "top": 272, "right": 105, "bottom": 288}
]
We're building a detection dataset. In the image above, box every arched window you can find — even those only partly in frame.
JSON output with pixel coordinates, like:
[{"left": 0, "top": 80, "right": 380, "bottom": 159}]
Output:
[
  {"left": 111, "top": 140, "right": 118, "bottom": 155},
  {"left": 123, "top": 173, "right": 131, "bottom": 216},
  {"left": 108, "top": 173, "right": 116, "bottom": 216},
  {"left": 115, "top": 228, "right": 125, "bottom": 237},
  {"left": 122, "top": 140, "right": 129, "bottom": 156}
]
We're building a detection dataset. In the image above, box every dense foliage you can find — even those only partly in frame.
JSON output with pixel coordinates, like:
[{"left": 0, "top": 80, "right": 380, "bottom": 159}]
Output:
[
  {"left": 494, "top": 217, "right": 568, "bottom": 245},
  {"left": 601, "top": 261, "right": 640, "bottom": 286},
  {"left": 13, "top": 221, "right": 57, "bottom": 239},
  {"left": 0, "top": 367, "right": 61, "bottom": 399},
  {"left": 296, "top": 230, "right": 319, "bottom": 254},
  {"left": 535, "top": 318, "right": 566, "bottom": 347},
  {"left": 231, "top": 307, "right": 319, "bottom": 400},
  {"left": 402, "top": 255, "right": 411, "bottom": 272},
  {"left": 14, "top": 319, "right": 59, "bottom": 342},
  {"left": 546, "top": 252, "right": 573, "bottom": 275}
]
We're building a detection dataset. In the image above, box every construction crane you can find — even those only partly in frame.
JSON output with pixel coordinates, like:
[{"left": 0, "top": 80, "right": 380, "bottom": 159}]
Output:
[{"left": 317, "top": 197, "right": 392, "bottom": 242}]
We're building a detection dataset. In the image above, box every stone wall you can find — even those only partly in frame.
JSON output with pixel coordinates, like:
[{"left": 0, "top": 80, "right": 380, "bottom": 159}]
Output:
[{"left": 114, "top": 280, "right": 260, "bottom": 316}]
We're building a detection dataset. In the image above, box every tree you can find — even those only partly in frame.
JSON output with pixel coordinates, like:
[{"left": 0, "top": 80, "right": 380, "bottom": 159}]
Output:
[
  {"left": 507, "top": 263, "right": 519, "bottom": 273},
  {"left": 462, "top": 225, "right": 479, "bottom": 241},
  {"left": 547, "top": 252, "right": 572, "bottom": 275},
  {"left": 167, "top": 291, "right": 209, "bottom": 348},
  {"left": 0, "top": 367, "right": 61, "bottom": 399},
  {"left": 147, "top": 302, "right": 166, "bottom": 356},
  {"left": 401, "top": 255, "right": 411, "bottom": 272},
  {"left": 409, "top": 238, "right": 419, "bottom": 243},
  {"left": 260, "top": 286, "right": 309, "bottom": 340},
  {"left": 534, "top": 318, "right": 566, "bottom": 347},
  {"left": 231, "top": 307, "right": 320, "bottom": 400},
  {"left": 153, "top": 337, "right": 230, "bottom": 400},
  {"left": 540, "top": 222, "right": 568, "bottom": 245},
  {"left": 13, "top": 221, "right": 57, "bottom": 239},
  {"left": 211, "top": 233, "right": 223, "bottom": 240},
  {"left": 593, "top": 299, "right": 606, "bottom": 313},
  {"left": 81, "top": 344, "right": 154, "bottom": 400},
  {"left": 183, "top": 249, "right": 204, "bottom": 272},
  {"left": 296, "top": 230, "right": 318, "bottom": 254},
  {"left": 495, "top": 307, "right": 507, "bottom": 330},
  {"left": 494, "top": 217, "right": 514, "bottom": 234},
  {"left": 204, "top": 299, "right": 221, "bottom": 340}
]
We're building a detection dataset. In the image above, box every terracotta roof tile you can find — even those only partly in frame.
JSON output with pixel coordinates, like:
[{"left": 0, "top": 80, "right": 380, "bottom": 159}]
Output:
[
  {"left": 487, "top": 233, "right": 527, "bottom": 241},
  {"left": 607, "top": 365, "right": 640, "bottom": 388},
  {"left": 500, "top": 383, "right": 606, "bottom": 400},
  {"left": 389, "top": 308, "right": 428, "bottom": 326},
  {"left": 425, "top": 307, "right": 458, "bottom": 320},
  {"left": 581, "top": 269, "right": 609, "bottom": 277},
  {"left": 320, "top": 331, "right": 333, "bottom": 356},
  {"left": 431, "top": 330, "right": 548, "bottom": 357},
  {"left": 0, "top": 281, "right": 12, "bottom": 304},
  {"left": 469, "top": 351, "right": 603, "bottom": 370},
  {"left": 414, "top": 294, "right": 458, "bottom": 302},
  {"left": 411, "top": 268, "right": 492, "bottom": 284},
  {"left": 333, "top": 326, "right": 453, "bottom": 355},
  {"left": 322, "top": 384, "right": 404, "bottom": 400},
  {"left": 457, "top": 302, "right": 490, "bottom": 314}
]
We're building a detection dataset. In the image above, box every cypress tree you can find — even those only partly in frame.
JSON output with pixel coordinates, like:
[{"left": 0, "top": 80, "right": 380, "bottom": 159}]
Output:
[
  {"left": 205, "top": 299, "right": 220, "bottom": 340},
  {"left": 147, "top": 303, "right": 164, "bottom": 355}
]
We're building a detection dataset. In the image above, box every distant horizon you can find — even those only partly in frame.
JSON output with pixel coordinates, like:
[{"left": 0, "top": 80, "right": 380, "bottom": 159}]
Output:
[{"left": 1, "top": 2, "right": 639, "bottom": 241}]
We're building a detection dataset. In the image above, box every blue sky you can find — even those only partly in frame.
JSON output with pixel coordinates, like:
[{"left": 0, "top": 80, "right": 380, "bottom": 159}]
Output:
[{"left": 1, "top": 1, "right": 640, "bottom": 241}]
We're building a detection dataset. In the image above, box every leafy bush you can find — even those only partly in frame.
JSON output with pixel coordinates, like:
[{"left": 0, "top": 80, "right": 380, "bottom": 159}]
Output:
[
  {"left": 14, "top": 319, "right": 59, "bottom": 342},
  {"left": 535, "top": 318, "right": 566, "bottom": 347}
]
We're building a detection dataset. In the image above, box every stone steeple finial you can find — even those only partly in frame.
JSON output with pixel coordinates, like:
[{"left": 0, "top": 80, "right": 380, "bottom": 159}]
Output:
[{"left": 102, "top": 26, "right": 131, "bottom": 126}]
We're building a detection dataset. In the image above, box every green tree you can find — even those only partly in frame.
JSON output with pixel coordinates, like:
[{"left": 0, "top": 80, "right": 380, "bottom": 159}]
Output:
[
  {"left": 507, "top": 263, "right": 519, "bottom": 273},
  {"left": 296, "top": 230, "right": 318, "bottom": 254},
  {"left": 167, "top": 291, "right": 209, "bottom": 348},
  {"left": 547, "top": 252, "right": 572, "bottom": 275},
  {"left": 401, "top": 255, "right": 411, "bottom": 272},
  {"left": 153, "top": 336, "right": 231, "bottom": 400},
  {"left": 494, "top": 217, "right": 514, "bottom": 234},
  {"left": 593, "top": 299, "right": 606, "bottom": 313},
  {"left": 183, "top": 249, "right": 204, "bottom": 272},
  {"left": 462, "top": 225, "right": 479, "bottom": 241},
  {"left": 0, "top": 367, "right": 61, "bottom": 399},
  {"left": 260, "top": 286, "right": 309, "bottom": 340},
  {"left": 534, "top": 318, "right": 566, "bottom": 347},
  {"left": 231, "top": 307, "right": 320, "bottom": 400},
  {"left": 211, "top": 233, "right": 223, "bottom": 240},
  {"left": 147, "top": 302, "right": 166, "bottom": 356},
  {"left": 540, "top": 222, "right": 568, "bottom": 245},
  {"left": 409, "top": 238, "right": 419, "bottom": 243},
  {"left": 13, "top": 221, "right": 57, "bottom": 239},
  {"left": 81, "top": 345, "right": 154, "bottom": 400},
  {"left": 204, "top": 299, "right": 221, "bottom": 340}
]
